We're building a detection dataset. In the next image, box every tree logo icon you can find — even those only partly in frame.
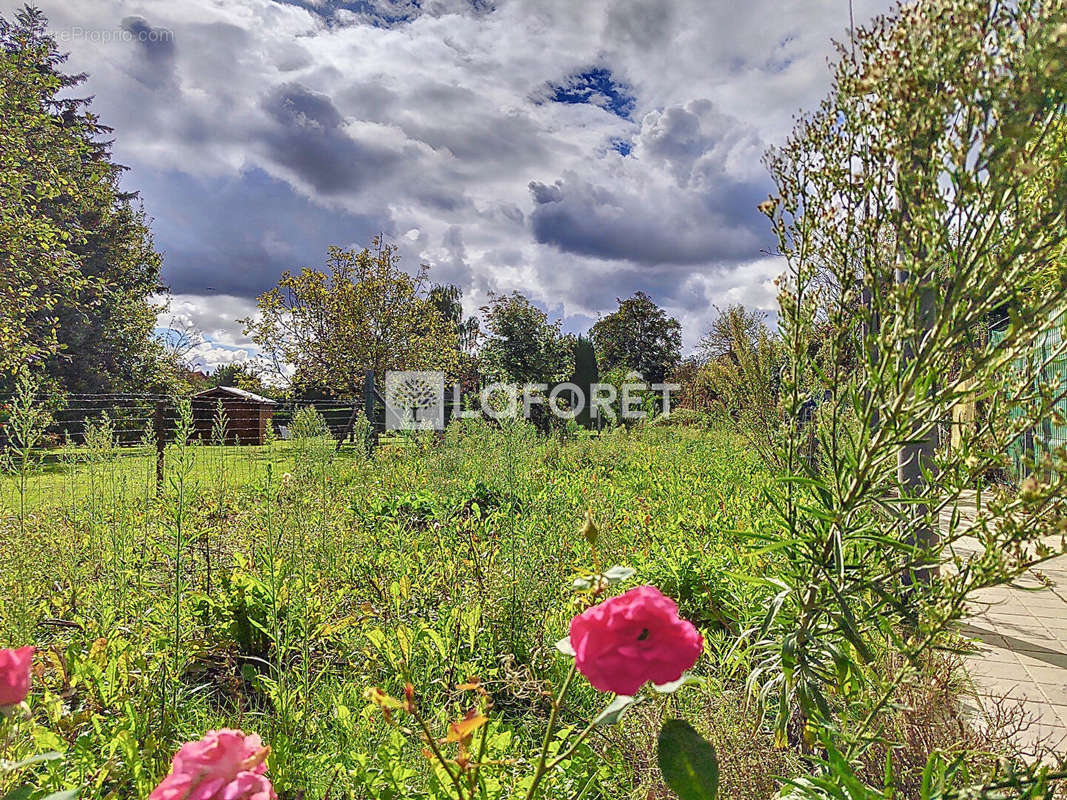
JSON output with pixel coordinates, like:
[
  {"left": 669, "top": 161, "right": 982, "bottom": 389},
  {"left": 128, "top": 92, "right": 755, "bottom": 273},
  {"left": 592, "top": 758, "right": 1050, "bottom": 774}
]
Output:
[{"left": 385, "top": 371, "right": 445, "bottom": 431}]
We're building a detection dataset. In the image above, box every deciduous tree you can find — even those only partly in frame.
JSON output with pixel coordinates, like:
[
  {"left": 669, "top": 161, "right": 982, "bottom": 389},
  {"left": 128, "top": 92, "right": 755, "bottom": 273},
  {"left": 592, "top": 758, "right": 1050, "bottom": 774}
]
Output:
[
  {"left": 427, "top": 284, "right": 480, "bottom": 353},
  {"left": 479, "top": 292, "right": 572, "bottom": 385},
  {"left": 208, "top": 363, "right": 267, "bottom": 395},
  {"left": 243, "top": 239, "right": 458, "bottom": 397},
  {"left": 590, "top": 292, "right": 681, "bottom": 384},
  {"left": 699, "top": 304, "right": 768, "bottom": 363}
]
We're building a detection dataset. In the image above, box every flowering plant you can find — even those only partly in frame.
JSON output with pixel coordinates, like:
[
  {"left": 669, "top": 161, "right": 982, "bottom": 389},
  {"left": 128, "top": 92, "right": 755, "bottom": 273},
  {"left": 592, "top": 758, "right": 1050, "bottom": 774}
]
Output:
[
  {"left": 0, "top": 647, "right": 33, "bottom": 710},
  {"left": 363, "top": 511, "right": 720, "bottom": 800},
  {"left": 567, "top": 585, "right": 704, "bottom": 695},
  {"left": 0, "top": 645, "right": 70, "bottom": 800},
  {"left": 149, "top": 729, "right": 276, "bottom": 800}
]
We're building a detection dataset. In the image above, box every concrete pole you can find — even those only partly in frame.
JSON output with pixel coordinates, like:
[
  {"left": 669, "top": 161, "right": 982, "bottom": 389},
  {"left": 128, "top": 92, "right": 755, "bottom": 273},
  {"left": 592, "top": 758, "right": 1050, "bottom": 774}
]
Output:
[{"left": 897, "top": 266, "right": 938, "bottom": 584}]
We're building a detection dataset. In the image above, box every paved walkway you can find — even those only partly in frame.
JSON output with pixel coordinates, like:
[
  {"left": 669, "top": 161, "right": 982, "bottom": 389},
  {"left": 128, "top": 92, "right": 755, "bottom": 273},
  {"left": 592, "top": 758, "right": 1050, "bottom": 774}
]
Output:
[{"left": 944, "top": 493, "right": 1067, "bottom": 756}]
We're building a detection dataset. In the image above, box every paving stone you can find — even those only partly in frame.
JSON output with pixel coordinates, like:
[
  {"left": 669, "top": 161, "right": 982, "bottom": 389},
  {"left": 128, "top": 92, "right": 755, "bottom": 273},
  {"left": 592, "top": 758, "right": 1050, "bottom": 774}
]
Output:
[
  {"left": 1018, "top": 651, "right": 1067, "bottom": 670},
  {"left": 974, "top": 679, "right": 1049, "bottom": 704},
  {"left": 1018, "top": 595, "right": 1067, "bottom": 610},
  {"left": 1048, "top": 706, "right": 1067, "bottom": 729},
  {"left": 967, "top": 659, "right": 1031, "bottom": 679},
  {"left": 948, "top": 492, "right": 1067, "bottom": 758},
  {"left": 970, "top": 645, "right": 1021, "bottom": 664}
]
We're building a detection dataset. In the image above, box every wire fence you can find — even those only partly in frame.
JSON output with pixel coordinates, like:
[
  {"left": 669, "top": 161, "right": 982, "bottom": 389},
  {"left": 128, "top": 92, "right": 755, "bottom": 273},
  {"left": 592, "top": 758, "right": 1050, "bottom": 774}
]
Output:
[
  {"left": 0, "top": 391, "right": 377, "bottom": 514},
  {"left": 10, "top": 394, "right": 372, "bottom": 445}
]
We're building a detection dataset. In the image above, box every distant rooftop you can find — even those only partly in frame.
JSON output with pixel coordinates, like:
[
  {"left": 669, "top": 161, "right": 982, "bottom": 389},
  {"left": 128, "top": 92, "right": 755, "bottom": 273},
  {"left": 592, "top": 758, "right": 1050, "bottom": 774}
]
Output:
[{"left": 193, "top": 385, "right": 278, "bottom": 405}]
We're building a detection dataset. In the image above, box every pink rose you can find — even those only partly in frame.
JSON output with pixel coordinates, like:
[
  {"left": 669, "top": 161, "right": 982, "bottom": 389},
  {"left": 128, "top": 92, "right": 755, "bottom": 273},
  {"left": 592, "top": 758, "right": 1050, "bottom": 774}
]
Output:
[
  {"left": 150, "top": 729, "right": 277, "bottom": 800},
  {"left": 0, "top": 646, "right": 33, "bottom": 708},
  {"left": 568, "top": 585, "right": 703, "bottom": 695}
]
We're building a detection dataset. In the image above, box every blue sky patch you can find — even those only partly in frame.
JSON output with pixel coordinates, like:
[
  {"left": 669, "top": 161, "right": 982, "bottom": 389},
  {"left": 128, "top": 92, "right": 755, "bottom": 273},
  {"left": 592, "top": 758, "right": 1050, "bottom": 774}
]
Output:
[
  {"left": 272, "top": 0, "right": 419, "bottom": 27},
  {"left": 272, "top": 0, "right": 494, "bottom": 28},
  {"left": 549, "top": 67, "right": 636, "bottom": 119}
]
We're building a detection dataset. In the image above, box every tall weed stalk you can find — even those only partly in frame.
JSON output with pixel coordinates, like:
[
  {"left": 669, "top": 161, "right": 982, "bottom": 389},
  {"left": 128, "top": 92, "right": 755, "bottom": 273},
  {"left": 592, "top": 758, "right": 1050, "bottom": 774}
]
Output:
[{"left": 745, "top": 2, "right": 1067, "bottom": 795}]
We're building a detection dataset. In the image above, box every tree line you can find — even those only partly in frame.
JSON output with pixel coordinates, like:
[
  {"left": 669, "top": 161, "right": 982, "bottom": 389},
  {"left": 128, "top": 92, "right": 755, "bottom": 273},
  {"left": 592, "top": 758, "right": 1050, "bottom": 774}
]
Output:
[{"left": 239, "top": 235, "right": 760, "bottom": 416}]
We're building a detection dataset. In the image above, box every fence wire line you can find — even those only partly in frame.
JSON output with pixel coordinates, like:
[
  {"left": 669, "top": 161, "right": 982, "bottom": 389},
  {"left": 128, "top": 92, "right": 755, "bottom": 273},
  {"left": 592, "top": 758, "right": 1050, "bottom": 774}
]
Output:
[
  {"left": 0, "top": 392, "right": 385, "bottom": 514},
  {"left": 0, "top": 392, "right": 373, "bottom": 446}
]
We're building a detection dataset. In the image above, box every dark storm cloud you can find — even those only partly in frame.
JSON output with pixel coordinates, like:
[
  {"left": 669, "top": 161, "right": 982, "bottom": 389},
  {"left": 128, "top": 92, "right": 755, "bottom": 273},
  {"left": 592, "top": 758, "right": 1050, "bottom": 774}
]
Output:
[
  {"left": 536, "top": 255, "right": 704, "bottom": 312},
  {"left": 120, "top": 15, "right": 177, "bottom": 89},
  {"left": 528, "top": 174, "right": 768, "bottom": 266},
  {"left": 120, "top": 16, "right": 176, "bottom": 62},
  {"left": 138, "top": 168, "right": 386, "bottom": 297},
  {"left": 260, "top": 83, "right": 403, "bottom": 195}
]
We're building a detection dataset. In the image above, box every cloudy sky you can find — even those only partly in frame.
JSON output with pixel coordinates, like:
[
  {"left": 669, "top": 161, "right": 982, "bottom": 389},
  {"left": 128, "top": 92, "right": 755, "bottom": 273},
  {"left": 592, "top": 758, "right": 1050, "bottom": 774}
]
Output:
[{"left": 5, "top": 0, "right": 889, "bottom": 370}]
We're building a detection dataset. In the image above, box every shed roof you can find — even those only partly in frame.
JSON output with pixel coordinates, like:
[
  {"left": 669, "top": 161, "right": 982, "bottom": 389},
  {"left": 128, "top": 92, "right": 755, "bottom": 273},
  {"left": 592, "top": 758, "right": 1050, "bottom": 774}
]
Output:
[{"left": 193, "top": 386, "right": 278, "bottom": 405}]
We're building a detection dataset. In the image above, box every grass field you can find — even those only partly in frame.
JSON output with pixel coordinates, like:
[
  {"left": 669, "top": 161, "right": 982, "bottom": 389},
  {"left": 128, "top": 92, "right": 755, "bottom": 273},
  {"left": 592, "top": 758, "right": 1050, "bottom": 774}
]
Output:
[
  {"left": 1, "top": 442, "right": 289, "bottom": 515},
  {"left": 0, "top": 434, "right": 457, "bottom": 514},
  {"left": 0, "top": 419, "right": 799, "bottom": 799}
]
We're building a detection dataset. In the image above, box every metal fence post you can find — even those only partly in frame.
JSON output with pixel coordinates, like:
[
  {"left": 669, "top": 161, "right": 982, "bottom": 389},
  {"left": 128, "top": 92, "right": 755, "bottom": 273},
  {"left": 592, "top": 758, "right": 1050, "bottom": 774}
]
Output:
[
  {"left": 153, "top": 399, "right": 167, "bottom": 495},
  {"left": 364, "top": 370, "right": 379, "bottom": 451}
]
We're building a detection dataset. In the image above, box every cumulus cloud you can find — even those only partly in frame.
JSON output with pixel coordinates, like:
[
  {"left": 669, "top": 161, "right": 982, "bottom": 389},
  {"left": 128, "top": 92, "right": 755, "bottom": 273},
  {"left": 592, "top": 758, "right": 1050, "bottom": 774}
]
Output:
[
  {"left": 634, "top": 99, "right": 766, "bottom": 188},
  {"left": 7, "top": 0, "right": 892, "bottom": 355},
  {"left": 528, "top": 98, "right": 770, "bottom": 267},
  {"left": 186, "top": 343, "right": 253, "bottom": 372},
  {"left": 528, "top": 170, "right": 764, "bottom": 265},
  {"left": 160, "top": 293, "right": 261, "bottom": 349}
]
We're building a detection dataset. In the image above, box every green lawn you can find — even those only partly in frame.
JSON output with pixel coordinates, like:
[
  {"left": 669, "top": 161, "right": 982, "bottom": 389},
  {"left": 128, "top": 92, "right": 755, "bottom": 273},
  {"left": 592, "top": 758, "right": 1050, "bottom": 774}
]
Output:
[{"left": 1, "top": 441, "right": 313, "bottom": 514}]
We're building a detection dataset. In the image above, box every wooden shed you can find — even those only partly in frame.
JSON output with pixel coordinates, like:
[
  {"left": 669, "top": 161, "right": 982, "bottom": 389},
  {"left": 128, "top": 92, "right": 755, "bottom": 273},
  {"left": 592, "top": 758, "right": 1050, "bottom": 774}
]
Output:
[{"left": 192, "top": 386, "right": 278, "bottom": 445}]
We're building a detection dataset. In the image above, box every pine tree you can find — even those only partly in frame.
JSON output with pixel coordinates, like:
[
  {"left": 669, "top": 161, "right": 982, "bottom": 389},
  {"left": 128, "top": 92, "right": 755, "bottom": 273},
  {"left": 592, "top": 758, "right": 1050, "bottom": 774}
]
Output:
[
  {"left": 0, "top": 6, "right": 165, "bottom": 394},
  {"left": 569, "top": 335, "right": 599, "bottom": 428}
]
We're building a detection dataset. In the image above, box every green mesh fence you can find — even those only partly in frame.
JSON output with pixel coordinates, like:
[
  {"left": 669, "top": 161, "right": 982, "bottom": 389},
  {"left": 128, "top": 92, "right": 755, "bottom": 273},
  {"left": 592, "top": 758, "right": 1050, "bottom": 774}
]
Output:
[{"left": 990, "top": 313, "right": 1067, "bottom": 483}]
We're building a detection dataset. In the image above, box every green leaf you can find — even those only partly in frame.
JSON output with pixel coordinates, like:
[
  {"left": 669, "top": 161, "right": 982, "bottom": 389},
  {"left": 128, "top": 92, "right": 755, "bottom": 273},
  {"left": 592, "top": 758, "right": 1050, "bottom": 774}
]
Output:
[
  {"left": 41, "top": 790, "right": 79, "bottom": 800},
  {"left": 3, "top": 752, "right": 64, "bottom": 770},
  {"left": 601, "top": 565, "right": 635, "bottom": 584},
  {"left": 593, "top": 695, "right": 641, "bottom": 726},
  {"left": 651, "top": 673, "right": 703, "bottom": 694},
  {"left": 657, "top": 719, "right": 719, "bottom": 800}
]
